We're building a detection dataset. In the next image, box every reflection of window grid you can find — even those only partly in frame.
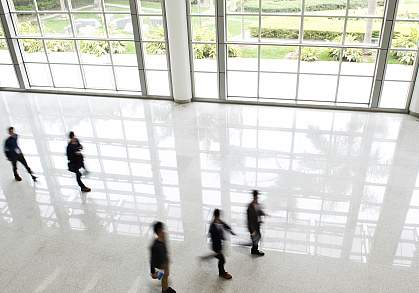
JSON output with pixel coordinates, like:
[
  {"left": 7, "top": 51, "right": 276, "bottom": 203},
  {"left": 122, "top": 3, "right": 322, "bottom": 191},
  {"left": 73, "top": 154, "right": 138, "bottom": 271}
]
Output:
[
  {"left": 5, "top": 0, "right": 171, "bottom": 94},
  {"left": 222, "top": 0, "right": 386, "bottom": 105},
  {"left": 30, "top": 96, "right": 183, "bottom": 238},
  {"left": 197, "top": 108, "right": 374, "bottom": 258}
]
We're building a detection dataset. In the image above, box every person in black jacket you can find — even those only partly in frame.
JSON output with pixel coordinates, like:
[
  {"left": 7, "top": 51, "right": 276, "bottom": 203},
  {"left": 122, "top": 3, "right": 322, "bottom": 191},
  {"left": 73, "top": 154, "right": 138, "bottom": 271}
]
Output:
[
  {"left": 3, "top": 127, "right": 37, "bottom": 182},
  {"left": 205, "top": 209, "right": 235, "bottom": 280},
  {"left": 66, "top": 131, "right": 90, "bottom": 192},
  {"left": 150, "top": 221, "right": 176, "bottom": 293},
  {"left": 247, "top": 190, "right": 266, "bottom": 256}
]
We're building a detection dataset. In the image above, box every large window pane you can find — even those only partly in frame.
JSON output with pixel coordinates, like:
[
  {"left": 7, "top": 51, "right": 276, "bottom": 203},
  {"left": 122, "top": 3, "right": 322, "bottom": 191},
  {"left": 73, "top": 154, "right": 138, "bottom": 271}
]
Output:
[
  {"left": 0, "top": 65, "right": 19, "bottom": 87},
  {"left": 40, "top": 14, "right": 72, "bottom": 37},
  {"left": 303, "top": 17, "right": 344, "bottom": 44},
  {"left": 114, "top": 66, "right": 141, "bottom": 91},
  {"left": 0, "top": 41, "right": 13, "bottom": 64},
  {"left": 19, "top": 39, "right": 47, "bottom": 62},
  {"left": 396, "top": 0, "right": 419, "bottom": 20},
  {"left": 193, "top": 43, "right": 217, "bottom": 72},
  {"left": 140, "top": 16, "right": 165, "bottom": 41},
  {"left": 385, "top": 50, "right": 417, "bottom": 81},
  {"left": 104, "top": 0, "right": 130, "bottom": 12},
  {"left": 298, "top": 74, "right": 337, "bottom": 101},
  {"left": 138, "top": 0, "right": 162, "bottom": 14},
  {"left": 259, "top": 73, "right": 297, "bottom": 99},
  {"left": 304, "top": 0, "right": 346, "bottom": 16},
  {"left": 191, "top": 17, "right": 216, "bottom": 42},
  {"left": 194, "top": 72, "right": 218, "bottom": 98},
  {"left": 348, "top": 0, "right": 385, "bottom": 17},
  {"left": 79, "top": 40, "right": 111, "bottom": 64},
  {"left": 146, "top": 70, "right": 169, "bottom": 96},
  {"left": 10, "top": 0, "right": 35, "bottom": 11},
  {"left": 190, "top": 0, "right": 215, "bottom": 15},
  {"left": 45, "top": 39, "right": 78, "bottom": 63},
  {"left": 379, "top": 81, "right": 410, "bottom": 109},
  {"left": 340, "top": 49, "right": 377, "bottom": 76},
  {"left": 111, "top": 41, "right": 137, "bottom": 66},
  {"left": 345, "top": 18, "right": 382, "bottom": 46},
  {"left": 14, "top": 14, "right": 41, "bottom": 36},
  {"left": 337, "top": 76, "right": 372, "bottom": 104},
  {"left": 391, "top": 22, "right": 419, "bottom": 49},
  {"left": 227, "top": 0, "right": 259, "bottom": 13},
  {"left": 143, "top": 42, "right": 167, "bottom": 69},
  {"left": 227, "top": 44, "right": 257, "bottom": 71},
  {"left": 70, "top": 0, "right": 102, "bottom": 11},
  {"left": 106, "top": 14, "right": 133, "bottom": 38},
  {"left": 37, "top": 0, "right": 69, "bottom": 11},
  {"left": 73, "top": 13, "right": 106, "bottom": 37},
  {"left": 260, "top": 16, "right": 300, "bottom": 43},
  {"left": 261, "top": 0, "right": 301, "bottom": 14},
  {"left": 26, "top": 63, "right": 53, "bottom": 86},
  {"left": 228, "top": 71, "right": 258, "bottom": 97},
  {"left": 227, "top": 15, "right": 259, "bottom": 42},
  {"left": 50, "top": 64, "right": 83, "bottom": 88},
  {"left": 300, "top": 47, "right": 340, "bottom": 74},
  {"left": 83, "top": 65, "right": 115, "bottom": 89},
  {"left": 260, "top": 45, "right": 299, "bottom": 72}
]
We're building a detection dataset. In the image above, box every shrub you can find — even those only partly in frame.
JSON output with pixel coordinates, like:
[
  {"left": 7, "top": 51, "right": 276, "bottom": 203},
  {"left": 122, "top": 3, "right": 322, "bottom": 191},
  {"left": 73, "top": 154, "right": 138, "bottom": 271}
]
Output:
[
  {"left": 22, "top": 39, "right": 43, "bottom": 53},
  {"left": 146, "top": 42, "right": 166, "bottom": 54},
  {"left": 391, "top": 28, "right": 419, "bottom": 65},
  {"left": 251, "top": 27, "right": 380, "bottom": 42},
  {"left": 301, "top": 48, "right": 318, "bottom": 62},
  {"left": 79, "top": 40, "right": 126, "bottom": 56},
  {"left": 0, "top": 39, "right": 6, "bottom": 49},
  {"left": 228, "top": 46, "right": 239, "bottom": 57},
  {"left": 194, "top": 44, "right": 216, "bottom": 59},
  {"left": 328, "top": 35, "right": 363, "bottom": 62}
]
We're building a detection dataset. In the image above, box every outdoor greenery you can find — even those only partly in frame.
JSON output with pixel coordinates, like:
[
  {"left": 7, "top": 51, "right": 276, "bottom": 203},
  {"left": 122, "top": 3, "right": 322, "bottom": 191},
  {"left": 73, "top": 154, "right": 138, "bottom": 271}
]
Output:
[
  {"left": 301, "top": 48, "right": 319, "bottom": 61},
  {"left": 391, "top": 28, "right": 419, "bottom": 65}
]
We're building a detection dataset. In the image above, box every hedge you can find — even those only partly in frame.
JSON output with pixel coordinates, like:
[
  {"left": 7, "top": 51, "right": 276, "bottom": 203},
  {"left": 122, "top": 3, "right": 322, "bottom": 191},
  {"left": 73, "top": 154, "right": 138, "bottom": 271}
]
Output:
[
  {"left": 250, "top": 27, "right": 380, "bottom": 41},
  {"left": 234, "top": 0, "right": 385, "bottom": 14}
]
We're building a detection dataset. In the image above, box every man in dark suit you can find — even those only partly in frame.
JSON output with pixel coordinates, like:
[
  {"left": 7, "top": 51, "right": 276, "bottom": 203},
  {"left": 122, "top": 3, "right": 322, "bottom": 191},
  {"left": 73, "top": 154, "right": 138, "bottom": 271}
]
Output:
[
  {"left": 3, "top": 127, "right": 37, "bottom": 182},
  {"left": 150, "top": 221, "right": 176, "bottom": 293},
  {"left": 66, "top": 131, "right": 90, "bottom": 192},
  {"left": 207, "top": 209, "right": 235, "bottom": 279},
  {"left": 247, "top": 190, "right": 266, "bottom": 256}
]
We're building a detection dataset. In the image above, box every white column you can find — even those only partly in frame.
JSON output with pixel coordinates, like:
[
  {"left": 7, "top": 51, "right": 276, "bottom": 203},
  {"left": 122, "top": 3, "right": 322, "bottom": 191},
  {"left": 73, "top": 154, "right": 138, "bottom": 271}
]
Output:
[
  {"left": 409, "top": 72, "right": 419, "bottom": 115},
  {"left": 164, "top": 0, "right": 192, "bottom": 103}
]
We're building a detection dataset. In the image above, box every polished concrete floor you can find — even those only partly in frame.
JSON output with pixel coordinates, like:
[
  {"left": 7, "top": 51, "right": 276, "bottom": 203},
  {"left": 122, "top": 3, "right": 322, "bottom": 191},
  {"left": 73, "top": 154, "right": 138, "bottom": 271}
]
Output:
[{"left": 0, "top": 91, "right": 419, "bottom": 292}]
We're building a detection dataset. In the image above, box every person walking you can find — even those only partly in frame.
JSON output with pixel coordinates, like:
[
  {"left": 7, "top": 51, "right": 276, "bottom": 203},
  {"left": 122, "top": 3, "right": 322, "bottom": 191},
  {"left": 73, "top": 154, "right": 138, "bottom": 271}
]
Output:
[
  {"left": 204, "top": 209, "right": 235, "bottom": 280},
  {"left": 66, "top": 131, "right": 90, "bottom": 192},
  {"left": 247, "top": 190, "right": 266, "bottom": 256},
  {"left": 3, "top": 127, "right": 37, "bottom": 182},
  {"left": 150, "top": 221, "right": 176, "bottom": 293}
]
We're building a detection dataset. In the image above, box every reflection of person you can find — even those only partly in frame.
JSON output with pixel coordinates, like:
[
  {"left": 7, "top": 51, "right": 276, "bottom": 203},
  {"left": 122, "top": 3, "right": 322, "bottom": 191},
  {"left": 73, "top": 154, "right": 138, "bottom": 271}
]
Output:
[
  {"left": 247, "top": 190, "right": 266, "bottom": 256},
  {"left": 3, "top": 127, "right": 37, "bottom": 182},
  {"left": 150, "top": 221, "right": 176, "bottom": 293},
  {"left": 205, "top": 209, "right": 235, "bottom": 280},
  {"left": 66, "top": 131, "right": 90, "bottom": 192}
]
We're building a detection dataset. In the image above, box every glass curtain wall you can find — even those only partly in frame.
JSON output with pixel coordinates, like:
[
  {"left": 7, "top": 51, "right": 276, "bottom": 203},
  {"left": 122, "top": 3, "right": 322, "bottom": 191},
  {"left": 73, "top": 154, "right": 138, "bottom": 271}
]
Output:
[
  {"left": 188, "top": 0, "right": 218, "bottom": 99},
  {"left": 379, "top": 0, "right": 419, "bottom": 109},
  {"left": 5, "top": 0, "right": 170, "bottom": 95},
  {"left": 224, "top": 0, "right": 386, "bottom": 106},
  {"left": 0, "top": 21, "right": 19, "bottom": 87},
  {"left": 187, "top": 0, "right": 419, "bottom": 110}
]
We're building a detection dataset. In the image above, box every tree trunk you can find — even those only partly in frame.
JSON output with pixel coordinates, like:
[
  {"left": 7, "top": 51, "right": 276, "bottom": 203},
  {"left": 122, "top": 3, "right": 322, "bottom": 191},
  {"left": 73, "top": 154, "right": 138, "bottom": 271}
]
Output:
[{"left": 364, "top": 0, "right": 377, "bottom": 44}]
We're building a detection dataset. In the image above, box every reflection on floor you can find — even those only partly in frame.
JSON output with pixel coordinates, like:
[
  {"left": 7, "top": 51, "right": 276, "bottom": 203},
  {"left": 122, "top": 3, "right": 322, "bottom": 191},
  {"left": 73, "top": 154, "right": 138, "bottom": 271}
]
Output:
[{"left": 0, "top": 91, "right": 419, "bottom": 292}]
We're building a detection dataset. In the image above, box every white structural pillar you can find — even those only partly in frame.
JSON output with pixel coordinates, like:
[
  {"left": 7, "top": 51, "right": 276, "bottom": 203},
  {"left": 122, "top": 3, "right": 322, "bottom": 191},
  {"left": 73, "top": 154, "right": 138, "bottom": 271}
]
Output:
[
  {"left": 409, "top": 71, "right": 419, "bottom": 116},
  {"left": 164, "top": 0, "right": 192, "bottom": 103}
]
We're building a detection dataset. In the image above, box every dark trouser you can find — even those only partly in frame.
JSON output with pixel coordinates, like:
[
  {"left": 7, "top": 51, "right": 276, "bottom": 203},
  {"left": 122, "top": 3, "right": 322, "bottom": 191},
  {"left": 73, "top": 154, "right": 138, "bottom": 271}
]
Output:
[
  {"left": 251, "top": 229, "right": 262, "bottom": 252},
  {"left": 11, "top": 154, "right": 32, "bottom": 178},
  {"left": 75, "top": 169, "right": 86, "bottom": 189},
  {"left": 214, "top": 252, "right": 226, "bottom": 275}
]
